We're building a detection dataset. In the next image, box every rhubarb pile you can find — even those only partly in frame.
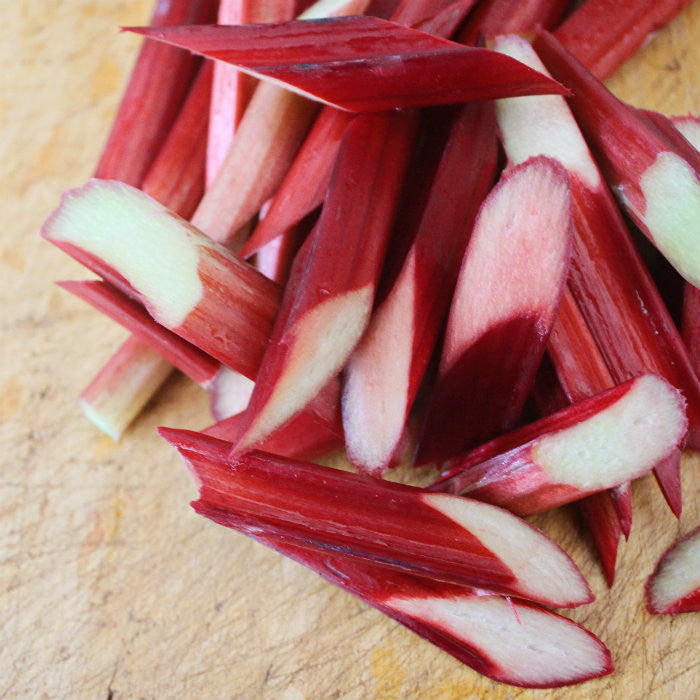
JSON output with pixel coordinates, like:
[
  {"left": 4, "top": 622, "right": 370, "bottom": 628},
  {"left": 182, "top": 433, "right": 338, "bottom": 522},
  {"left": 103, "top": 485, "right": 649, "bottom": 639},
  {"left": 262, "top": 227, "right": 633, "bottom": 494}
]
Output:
[{"left": 43, "top": 0, "right": 700, "bottom": 690}]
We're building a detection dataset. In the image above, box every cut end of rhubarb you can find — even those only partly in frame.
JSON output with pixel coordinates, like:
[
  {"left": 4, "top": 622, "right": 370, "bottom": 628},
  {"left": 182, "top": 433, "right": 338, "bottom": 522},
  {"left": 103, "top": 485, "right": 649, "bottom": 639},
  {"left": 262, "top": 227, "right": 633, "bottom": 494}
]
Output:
[
  {"left": 646, "top": 526, "right": 700, "bottom": 615},
  {"left": 42, "top": 180, "right": 204, "bottom": 328},
  {"left": 385, "top": 595, "right": 613, "bottom": 687},
  {"left": 210, "top": 366, "right": 255, "bottom": 421},
  {"left": 422, "top": 493, "right": 593, "bottom": 608}
]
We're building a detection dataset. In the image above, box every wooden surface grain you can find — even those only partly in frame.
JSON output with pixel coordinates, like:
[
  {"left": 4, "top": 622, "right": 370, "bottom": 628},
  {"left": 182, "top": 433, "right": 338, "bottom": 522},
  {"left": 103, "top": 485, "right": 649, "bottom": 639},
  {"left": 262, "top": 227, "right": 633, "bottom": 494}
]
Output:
[{"left": 2, "top": 1, "right": 700, "bottom": 698}]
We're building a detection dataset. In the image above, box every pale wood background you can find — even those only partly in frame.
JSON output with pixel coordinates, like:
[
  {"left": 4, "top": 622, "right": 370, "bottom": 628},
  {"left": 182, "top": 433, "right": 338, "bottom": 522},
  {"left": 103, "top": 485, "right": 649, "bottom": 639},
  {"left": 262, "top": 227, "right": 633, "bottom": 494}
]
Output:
[{"left": 2, "top": 1, "right": 700, "bottom": 698}]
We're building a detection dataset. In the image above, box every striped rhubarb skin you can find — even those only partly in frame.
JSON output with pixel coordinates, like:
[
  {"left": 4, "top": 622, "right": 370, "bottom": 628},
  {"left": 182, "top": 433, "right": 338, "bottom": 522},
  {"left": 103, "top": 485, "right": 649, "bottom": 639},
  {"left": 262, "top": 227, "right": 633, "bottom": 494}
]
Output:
[
  {"left": 430, "top": 374, "right": 687, "bottom": 517},
  {"left": 162, "top": 428, "right": 592, "bottom": 608},
  {"left": 231, "top": 111, "right": 417, "bottom": 454},
  {"left": 240, "top": 0, "right": 477, "bottom": 259},
  {"left": 95, "top": 0, "right": 215, "bottom": 184},
  {"left": 167, "top": 430, "right": 612, "bottom": 688},
  {"left": 494, "top": 35, "right": 699, "bottom": 508},
  {"left": 130, "top": 16, "right": 568, "bottom": 114},
  {"left": 646, "top": 525, "right": 700, "bottom": 615},
  {"left": 554, "top": 0, "right": 693, "bottom": 80},
  {"left": 534, "top": 30, "right": 700, "bottom": 290},
  {"left": 415, "top": 157, "right": 573, "bottom": 465},
  {"left": 342, "top": 101, "right": 498, "bottom": 476}
]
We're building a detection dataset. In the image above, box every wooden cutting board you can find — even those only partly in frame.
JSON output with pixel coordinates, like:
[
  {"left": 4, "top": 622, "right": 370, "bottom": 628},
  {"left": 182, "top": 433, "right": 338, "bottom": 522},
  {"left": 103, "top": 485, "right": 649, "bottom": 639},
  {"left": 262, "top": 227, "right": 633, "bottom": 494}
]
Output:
[{"left": 3, "top": 1, "right": 700, "bottom": 698}]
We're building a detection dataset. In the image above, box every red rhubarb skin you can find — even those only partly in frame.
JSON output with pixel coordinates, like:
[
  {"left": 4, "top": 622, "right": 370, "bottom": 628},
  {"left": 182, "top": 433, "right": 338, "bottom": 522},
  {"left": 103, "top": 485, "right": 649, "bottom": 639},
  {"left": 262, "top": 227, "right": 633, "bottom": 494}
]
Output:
[
  {"left": 554, "top": 0, "right": 693, "bottom": 80},
  {"left": 233, "top": 111, "right": 418, "bottom": 450},
  {"left": 56, "top": 281, "right": 219, "bottom": 388},
  {"left": 95, "top": 0, "right": 216, "bottom": 184},
  {"left": 646, "top": 524, "right": 700, "bottom": 614},
  {"left": 164, "top": 428, "right": 593, "bottom": 607},
  {"left": 579, "top": 492, "right": 623, "bottom": 587},
  {"left": 171, "top": 430, "right": 612, "bottom": 688},
  {"left": 131, "top": 17, "right": 568, "bottom": 112},
  {"left": 458, "top": 0, "right": 571, "bottom": 44}
]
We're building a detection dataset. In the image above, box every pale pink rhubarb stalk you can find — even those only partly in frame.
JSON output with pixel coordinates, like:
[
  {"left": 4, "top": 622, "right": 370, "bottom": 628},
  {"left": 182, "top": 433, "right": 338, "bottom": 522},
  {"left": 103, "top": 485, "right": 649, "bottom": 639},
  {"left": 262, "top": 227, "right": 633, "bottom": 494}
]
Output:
[
  {"left": 206, "top": 0, "right": 297, "bottom": 186},
  {"left": 457, "top": 0, "right": 571, "bottom": 44},
  {"left": 494, "top": 34, "right": 699, "bottom": 509},
  {"left": 57, "top": 280, "right": 220, "bottom": 389},
  {"left": 163, "top": 428, "right": 593, "bottom": 608},
  {"left": 79, "top": 336, "right": 173, "bottom": 441},
  {"left": 415, "top": 157, "right": 573, "bottom": 465},
  {"left": 130, "top": 15, "right": 568, "bottom": 114},
  {"left": 430, "top": 374, "right": 687, "bottom": 517},
  {"left": 240, "top": 0, "right": 478, "bottom": 259},
  {"left": 534, "top": 31, "right": 700, "bottom": 291},
  {"left": 554, "top": 0, "right": 693, "bottom": 80},
  {"left": 95, "top": 0, "right": 216, "bottom": 184},
  {"left": 646, "top": 525, "right": 700, "bottom": 614},
  {"left": 169, "top": 430, "right": 612, "bottom": 688},
  {"left": 342, "top": 100, "right": 498, "bottom": 476},
  {"left": 232, "top": 111, "right": 417, "bottom": 454}
]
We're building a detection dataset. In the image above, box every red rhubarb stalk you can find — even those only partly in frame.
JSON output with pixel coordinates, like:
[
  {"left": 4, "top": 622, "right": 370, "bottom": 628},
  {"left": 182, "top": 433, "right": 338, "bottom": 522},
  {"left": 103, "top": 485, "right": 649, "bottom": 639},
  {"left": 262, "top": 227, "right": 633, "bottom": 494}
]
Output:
[
  {"left": 430, "top": 374, "right": 687, "bottom": 516},
  {"left": 79, "top": 336, "right": 173, "bottom": 441},
  {"left": 130, "top": 16, "right": 568, "bottom": 113},
  {"left": 342, "top": 101, "right": 498, "bottom": 476},
  {"left": 172, "top": 430, "right": 612, "bottom": 688},
  {"left": 534, "top": 30, "right": 700, "bottom": 290},
  {"left": 646, "top": 524, "right": 700, "bottom": 614},
  {"left": 95, "top": 0, "right": 215, "bottom": 184},
  {"left": 163, "top": 428, "right": 593, "bottom": 608},
  {"left": 494, "top": 34, "right": 699, "bottom": 508},
  {"left": 207, "top": 0, "right": 298, "bottom": 186},
  {"left": 56, "top": 280, "right": 220, "bottom": 389},
  {"left": 415, "top": 157, "right": 573, "bottom": 465},
  {"left": 554, "top": 0, "right": 693, "bottom": 80}
]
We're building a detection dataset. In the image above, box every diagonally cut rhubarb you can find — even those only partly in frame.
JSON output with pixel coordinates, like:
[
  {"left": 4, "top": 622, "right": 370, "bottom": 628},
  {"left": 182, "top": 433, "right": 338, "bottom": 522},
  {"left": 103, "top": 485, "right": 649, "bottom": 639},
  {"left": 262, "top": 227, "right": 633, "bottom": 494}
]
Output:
[
  {"left": 534, "top": 30, "right": 700, "bottom": 290},
  {"left": 130, "top": 16, "right": 568, "bottom": 113},
  {"left": 162, "top": 428, "right": 593, "bottom": 608},
  {"left": 56, "top": 280, "right": 220, "bottom": 389},
  {"left": 415, "top": 157, "right": 573, "bottom": 465},
  {"left": 554, "top": 0, "right": 693, "bottom": 80},
  {"left": 646, "top": 525, "right": 700, "bottom": 614},
  {"left": 79, "top": 336, "right": 173, "bottom": 442},
  {"left": 232, "top": 111, "right": 417, "bottom": 454},
  {"left": 494, "top": 34, "right": 700, "bottom": 505},
  {"left": 42, "top": 180, "right": 281, "bottom": 380},
  {"left": 95, "top": 0, "right": 216, "bottom": 184},
  {"left": 342, "top": 101, "right": 498, "bottom": 476},
  {"left": 173, "top": 430, "right": 612, "bottom": 688},
  {"left": 430, "top": 374, "right": 687, "bottom": 516}
]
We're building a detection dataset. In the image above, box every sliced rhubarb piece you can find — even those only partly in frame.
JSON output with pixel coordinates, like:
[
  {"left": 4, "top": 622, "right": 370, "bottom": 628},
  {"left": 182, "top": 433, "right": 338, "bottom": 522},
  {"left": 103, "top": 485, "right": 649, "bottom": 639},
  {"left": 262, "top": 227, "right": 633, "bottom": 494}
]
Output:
[
  {"left": 232, "top": 111, "right": 417, "bottom": 454},
  {"left": 175, "top": 431, "right": 611, "bottom": 688},
  {"left": 207, "top": 0, "right": 298, "bottom": 186},
  {"left": 163, "top": 428, "right": 593, "bottom": 608},
  {"left": 130, "top": 16, "right": 568, "bottom": 113},
  {"left": 457, "top": 0, "right": 570, "bottom": 44},
  {"left": 673, "top": 115, "right": 700, "bottom": 146},
  {"left": 579, "top": 487, "right": 624, "bottom": 587},
  {"left": 415, "top": 157, "right": 572, "bottom": 465},
  {"left": 430, "top": 375, "right": 687, "bottom": 517},
  {"left": 495, "top": 34, "right": 700, "bottom": 502},
  {"left": 534, "top": 30, "right": 700, "bottom": 289},
  {"left": 95, "top": 0, "right": 215, "bottom": 184},
  {"left": 57, "top": 280, "right": 220, "bottom": 388},
  {"left": 342, "top": 101, "right": 498, "bottom": 476},
  {"left": 42, "top": 180, "right": 281, "bottom": 380},
  {"left": 79, "top": 336, "right": 172, "bottom": 441},
  {"left": 646, "top": 525, "right": 700, "bottom": 614},
  {"left": 554, "top": 0, "right": 693, "bottom": 80},
  {"left": 253, "top": 217, "right": 310, "bottom": 285},
  {"left": 209, "top": 367, "right": 255, "bottom": 421}
]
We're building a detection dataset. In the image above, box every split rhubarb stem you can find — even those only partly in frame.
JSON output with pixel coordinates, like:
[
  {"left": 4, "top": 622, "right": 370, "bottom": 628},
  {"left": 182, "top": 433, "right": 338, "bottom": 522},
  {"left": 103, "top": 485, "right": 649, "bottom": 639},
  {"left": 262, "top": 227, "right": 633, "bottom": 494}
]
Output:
[
  {"left": 79, "top": 336, "right": 173, "bottom": 441},
  {"left": 415, "top": 157, "right": 573, "bottom": 465},
  {"left": 169, "top": 431, "right": 612, "bottom": 688},
  {"left": 554, "top": 0, "right": 693, "bottom": 80},
  {"left": 95, "top": 0, "right": 215, "bottom": 184},
  {"left": 342, "top": 101, "right": 498, "bottom": 476},
  {"left": 232, "top": 111, "right": 418, "bottom": 454}
]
